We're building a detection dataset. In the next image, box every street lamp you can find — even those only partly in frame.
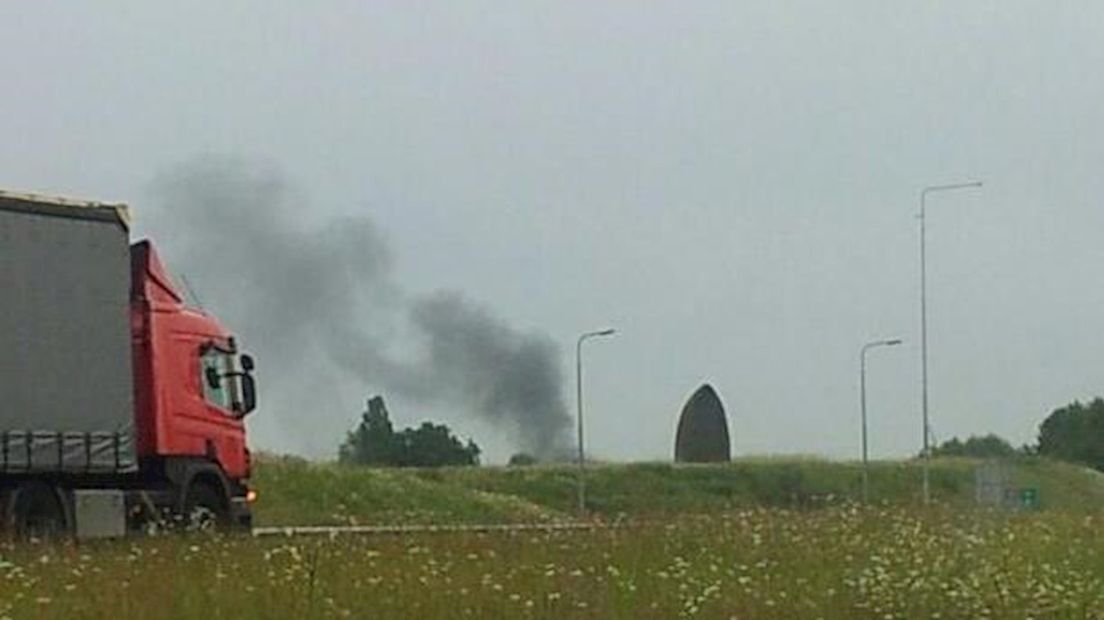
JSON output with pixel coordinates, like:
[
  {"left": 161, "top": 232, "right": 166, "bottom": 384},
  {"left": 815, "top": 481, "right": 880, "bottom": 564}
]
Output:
[
  {"left": 860, "top": 338, "right": 903, "bottom": 504},
  {"left": 576, "top": 328, "right": 616, "bottom": 514},
  {"left": 919, "top": 181, "right": 982, "bottom": 504}
]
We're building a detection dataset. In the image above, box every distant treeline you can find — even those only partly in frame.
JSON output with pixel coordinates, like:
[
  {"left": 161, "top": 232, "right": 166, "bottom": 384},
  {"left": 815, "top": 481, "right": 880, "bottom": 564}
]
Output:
[
  {"left": 929, "top": 434, "right": 1020, "bottom": 459},
  {"left": 337, "top": 395, "right": 1104, "bottom": 471},
  {"left": 931, "top": 398, "right": 1104, "bottom": 472}
]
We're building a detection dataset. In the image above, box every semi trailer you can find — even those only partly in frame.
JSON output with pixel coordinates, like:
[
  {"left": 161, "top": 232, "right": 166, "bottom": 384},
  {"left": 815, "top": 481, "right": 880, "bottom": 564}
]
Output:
[{"left": 0, "top": 190, "right": 257, "bottom": 537}]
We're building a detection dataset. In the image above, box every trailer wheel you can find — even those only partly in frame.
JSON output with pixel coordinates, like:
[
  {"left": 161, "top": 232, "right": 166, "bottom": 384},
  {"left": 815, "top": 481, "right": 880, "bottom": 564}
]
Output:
[
  {"left": 9, "top": 482, "right": 68, "bottom": 540},
  {"left": 183, "top": 482, "right": 228, "bottom": 532}
]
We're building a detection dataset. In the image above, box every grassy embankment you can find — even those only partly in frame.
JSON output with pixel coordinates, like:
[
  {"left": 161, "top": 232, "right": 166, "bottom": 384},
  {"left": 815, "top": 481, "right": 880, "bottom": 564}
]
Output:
[{"left": 251, "top": 455, "right": 1104, "bottom": 526}]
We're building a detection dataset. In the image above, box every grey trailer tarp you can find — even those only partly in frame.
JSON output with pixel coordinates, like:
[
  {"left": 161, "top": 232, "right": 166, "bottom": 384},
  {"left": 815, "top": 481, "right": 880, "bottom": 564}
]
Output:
[{"left": 0, "top": 192, "right": 136, "bottom": 472}]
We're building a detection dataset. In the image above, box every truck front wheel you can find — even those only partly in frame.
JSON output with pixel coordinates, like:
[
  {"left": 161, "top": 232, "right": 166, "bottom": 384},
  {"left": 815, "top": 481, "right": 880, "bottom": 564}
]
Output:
[
  {"left": 8, "top": 482, "right": 68, "bottom": 539},
  {"left": 183, "top": 482, "right": 229, "bottom": 531}
]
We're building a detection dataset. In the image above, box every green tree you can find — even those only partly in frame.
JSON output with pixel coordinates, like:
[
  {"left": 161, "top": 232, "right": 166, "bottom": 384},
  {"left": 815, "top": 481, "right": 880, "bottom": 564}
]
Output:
[
  {"left": 395, "top": 422, "right": 481, "bottom": 467},
  {"left": 339, "top": 396, "right": 481, "bottom": 468},
  {"left": 1037, "top": 398, "right": 1104, "bottom": 471},
  {"left": 339, "top": 396, "right": 399, "bottom": 465}
]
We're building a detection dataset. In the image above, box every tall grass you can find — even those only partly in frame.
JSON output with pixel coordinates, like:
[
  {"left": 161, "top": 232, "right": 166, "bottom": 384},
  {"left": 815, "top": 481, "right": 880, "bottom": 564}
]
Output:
[
  {"left": 0, "top": 457, "right": 1100, "bottom": 618},
  {"left": 3, "top": 505, "right": 1104, "bottom": 618}
]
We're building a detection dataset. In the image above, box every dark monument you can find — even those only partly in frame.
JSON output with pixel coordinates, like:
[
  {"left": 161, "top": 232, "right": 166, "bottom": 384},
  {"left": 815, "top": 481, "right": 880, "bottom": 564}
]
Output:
[{"left": 675, "top": 384, "right": 731, "bottom": 463}]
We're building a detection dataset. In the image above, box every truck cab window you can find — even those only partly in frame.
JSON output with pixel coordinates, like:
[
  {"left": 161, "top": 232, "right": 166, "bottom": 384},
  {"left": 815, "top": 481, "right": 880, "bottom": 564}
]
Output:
[{"left": 200, "top": 348, "right": 234, "bottom": 411}]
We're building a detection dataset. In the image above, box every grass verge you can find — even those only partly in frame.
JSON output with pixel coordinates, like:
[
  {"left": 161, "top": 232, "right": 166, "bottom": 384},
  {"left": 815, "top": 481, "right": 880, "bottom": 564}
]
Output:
[{"left": 251, "top": 455, "right": 1104, "bottom": 527}]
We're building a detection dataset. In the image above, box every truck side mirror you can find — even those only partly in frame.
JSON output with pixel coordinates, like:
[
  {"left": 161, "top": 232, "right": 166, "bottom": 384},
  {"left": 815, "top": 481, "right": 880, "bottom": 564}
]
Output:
[
  {"left": 241, "top": 354, "right": 255, "bottom": 372},
  {"left": 240, "top": 373, "right": 257, "bottom": 415}
]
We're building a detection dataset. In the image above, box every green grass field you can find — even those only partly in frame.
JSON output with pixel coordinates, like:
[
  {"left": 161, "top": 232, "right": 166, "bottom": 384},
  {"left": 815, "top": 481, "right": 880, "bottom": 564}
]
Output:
[
  {"left": 251, "top": 455, "right": 1104, "bottom": 526},
  {"left": 3, "top": 456, "right": 1104, "bottom": 618},
  {"left": 3, "top": 505, "right": 1103, "bottom": 618}
]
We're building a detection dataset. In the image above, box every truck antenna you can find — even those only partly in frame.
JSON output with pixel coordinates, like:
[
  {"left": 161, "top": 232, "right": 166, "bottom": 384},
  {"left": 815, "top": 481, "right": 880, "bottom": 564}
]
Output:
[{"left": 179, "top": 274, "right": 205, "bottom": 309}]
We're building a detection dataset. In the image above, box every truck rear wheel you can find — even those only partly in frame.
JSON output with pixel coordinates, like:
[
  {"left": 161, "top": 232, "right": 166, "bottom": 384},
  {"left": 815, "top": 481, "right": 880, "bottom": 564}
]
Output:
[
  {"left": 9, "top": 482, "right": 68, "bottom": 539},
  {"left": 183, "top": 482, "right": 229, "bottom": 531}
]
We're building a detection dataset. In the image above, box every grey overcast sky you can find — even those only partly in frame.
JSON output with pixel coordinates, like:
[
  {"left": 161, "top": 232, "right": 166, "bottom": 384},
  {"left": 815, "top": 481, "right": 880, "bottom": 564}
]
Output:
[{"left": 3, "top": 2, "right": 1103, "bottom": 462}]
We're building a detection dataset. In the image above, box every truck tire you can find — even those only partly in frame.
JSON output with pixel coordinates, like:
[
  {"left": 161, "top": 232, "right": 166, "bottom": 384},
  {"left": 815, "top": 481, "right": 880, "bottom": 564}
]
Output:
[
  {"left": 9, "top": 482, "right": 68, "bottom": 539},
  {"left": 183, "top": 482, "right": 229, "bottom": 531}
]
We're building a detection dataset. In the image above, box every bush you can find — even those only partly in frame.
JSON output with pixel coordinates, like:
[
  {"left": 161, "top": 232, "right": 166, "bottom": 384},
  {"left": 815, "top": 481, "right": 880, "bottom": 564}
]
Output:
[
  {"left": 508, "top": 453, "right": 539, "bottom": 466},
  {"left": 930, "top": 434, "right": 1018, "bottom": 459}
]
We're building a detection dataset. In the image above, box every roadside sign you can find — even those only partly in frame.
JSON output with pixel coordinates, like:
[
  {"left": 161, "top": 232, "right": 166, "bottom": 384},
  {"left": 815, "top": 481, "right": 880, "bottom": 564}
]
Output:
[{"left": 1019, "top": 487, "right": 1039, "bottom": 510}]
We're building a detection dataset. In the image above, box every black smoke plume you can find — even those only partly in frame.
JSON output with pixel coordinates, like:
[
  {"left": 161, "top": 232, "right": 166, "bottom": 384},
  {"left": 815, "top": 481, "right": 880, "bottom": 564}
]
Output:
[{"left": 144, "top": 157, "right": 571, "bottom": 460}]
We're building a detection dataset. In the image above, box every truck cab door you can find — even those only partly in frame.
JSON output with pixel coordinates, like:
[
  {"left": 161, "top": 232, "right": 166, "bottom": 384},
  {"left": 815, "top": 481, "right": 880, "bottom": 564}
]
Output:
[{"left": 193, "top": 345, "right": 247, "bottom": 476}]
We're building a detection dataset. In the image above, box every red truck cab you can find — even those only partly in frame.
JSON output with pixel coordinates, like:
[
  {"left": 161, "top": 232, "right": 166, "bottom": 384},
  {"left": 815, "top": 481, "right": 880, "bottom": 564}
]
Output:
[{"left": 130, "top": 241, "right": 256, "bottom": 527}]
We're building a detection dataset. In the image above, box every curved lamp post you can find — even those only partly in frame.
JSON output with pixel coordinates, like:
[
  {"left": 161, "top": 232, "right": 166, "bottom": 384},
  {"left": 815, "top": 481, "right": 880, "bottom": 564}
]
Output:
[
  {"left": 919, "top": 181, "right": 982, "bottom": 503},
  {"left": 860, "top": 338, "right": 903, "bottom": 503},
  {"left": 576, "top": 328, "right": 615, "bottom": 514}
]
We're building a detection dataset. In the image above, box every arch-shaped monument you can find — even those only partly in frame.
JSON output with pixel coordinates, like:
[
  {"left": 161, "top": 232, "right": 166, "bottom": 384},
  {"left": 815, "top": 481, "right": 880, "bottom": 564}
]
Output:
[{"left": 674, "top": 383, "right": 731, "bottom": 463}]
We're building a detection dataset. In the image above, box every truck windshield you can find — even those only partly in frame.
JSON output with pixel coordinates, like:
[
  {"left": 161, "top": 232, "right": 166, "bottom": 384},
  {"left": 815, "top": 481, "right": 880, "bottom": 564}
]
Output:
[{"left": 200, "top": 348, "right": 234, "bottom": 411}]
